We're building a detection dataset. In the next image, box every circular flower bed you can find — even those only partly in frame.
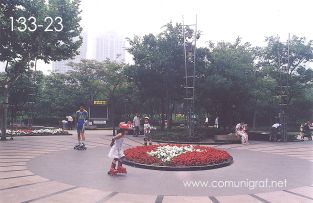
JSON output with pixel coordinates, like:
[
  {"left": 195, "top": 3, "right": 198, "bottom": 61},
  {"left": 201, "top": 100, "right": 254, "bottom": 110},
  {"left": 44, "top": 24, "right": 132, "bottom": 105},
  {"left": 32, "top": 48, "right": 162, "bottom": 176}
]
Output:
[{"left": 124, "top": 144, "right": 232, "bottom": 171}]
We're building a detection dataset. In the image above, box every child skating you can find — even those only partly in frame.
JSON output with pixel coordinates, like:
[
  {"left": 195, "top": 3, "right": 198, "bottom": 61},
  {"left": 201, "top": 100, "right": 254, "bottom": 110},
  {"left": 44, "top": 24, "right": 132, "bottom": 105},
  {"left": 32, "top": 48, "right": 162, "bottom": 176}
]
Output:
[
  {"left": 107, "top": 123, "right": 128, "bottom": 176},
  {"left": 74, "top": 105, "right": 88, "bottom": 150},
  {"left": 143, "top": 117, "right": 152, "bottom": 146}
]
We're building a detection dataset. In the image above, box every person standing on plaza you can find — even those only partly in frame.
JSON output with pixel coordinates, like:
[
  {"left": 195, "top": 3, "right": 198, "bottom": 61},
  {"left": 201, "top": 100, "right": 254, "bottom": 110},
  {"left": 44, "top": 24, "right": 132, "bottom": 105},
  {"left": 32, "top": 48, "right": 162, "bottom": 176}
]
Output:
[
  {"left": 303, "top": 121, "right": 312, "bottom": 140},
  {"left": 299, "top": 123, "right": 304, "bottom": 141},
  {"left": 214, "top": 116, "right": 219, "bottom": 128},
  {"left": 205, "top": 116, "right": 209, "bottom": 127},
  {"left": 61, "top": 118, "right": 68, "bottom": 130},
  {"left": 143, "top": 117, "right": 152, "bottom": 146},
  {"left": 270, "top": 122, "right": 281, "bottom": 142},
  {"left": 133, "top": 113, "right": 140, "bottom": 137},
  {"left": 76, "top": 105, "right": 88, "bottom": 148},
  {"left": 67, "top": 115, "right": 74, "bottom": 130}
]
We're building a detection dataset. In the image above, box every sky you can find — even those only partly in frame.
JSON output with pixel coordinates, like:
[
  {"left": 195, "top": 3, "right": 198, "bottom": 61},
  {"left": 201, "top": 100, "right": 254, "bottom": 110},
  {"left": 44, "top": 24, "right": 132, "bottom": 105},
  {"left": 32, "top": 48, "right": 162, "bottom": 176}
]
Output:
[
  {"left": 80, "top": 0, "right": 313, "bottom": 44},
  {"left": 2, "top": 0, "right": 312, "bottom": 73}
]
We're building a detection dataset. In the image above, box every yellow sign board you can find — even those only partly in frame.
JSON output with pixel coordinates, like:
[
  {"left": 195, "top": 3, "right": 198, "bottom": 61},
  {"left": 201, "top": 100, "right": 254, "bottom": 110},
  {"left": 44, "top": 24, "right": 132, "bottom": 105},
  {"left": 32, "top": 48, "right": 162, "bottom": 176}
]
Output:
[{"left": 93, "top": 100, "right": 107, "bottom": 105}]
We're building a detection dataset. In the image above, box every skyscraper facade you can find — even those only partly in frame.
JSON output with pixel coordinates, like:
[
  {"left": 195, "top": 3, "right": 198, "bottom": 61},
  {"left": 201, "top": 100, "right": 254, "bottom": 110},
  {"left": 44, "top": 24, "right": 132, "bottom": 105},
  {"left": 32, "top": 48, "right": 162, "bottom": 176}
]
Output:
[
  {"left": 52, "top": 32, "right": 88, "bottom": 73},
  {"left": 95, "top": 32, "right": 125, "bottom": 63}
]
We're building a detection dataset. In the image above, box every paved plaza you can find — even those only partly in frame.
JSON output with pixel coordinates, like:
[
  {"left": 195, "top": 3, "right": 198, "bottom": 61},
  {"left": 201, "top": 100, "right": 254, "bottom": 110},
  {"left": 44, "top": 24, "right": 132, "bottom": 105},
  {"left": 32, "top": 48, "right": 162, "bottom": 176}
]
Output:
[{"left": 0, "top": 130, "right": 312, "bottom": 203}]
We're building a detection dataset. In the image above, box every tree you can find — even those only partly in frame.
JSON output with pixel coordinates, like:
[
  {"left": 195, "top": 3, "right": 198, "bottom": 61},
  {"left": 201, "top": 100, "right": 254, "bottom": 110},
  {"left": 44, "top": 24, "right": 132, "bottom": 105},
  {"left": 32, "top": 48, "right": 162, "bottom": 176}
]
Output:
[
  {"left": 127, "top": 23, "right": 196, "bottom": 129},
  {"left": 8, "top": 70, "right": 44, "bottom": 127},
  {"left": 69, "top": 59, "right": 129, "bottom": 136},
  {"left": 0, "top": 0, "right": 82, "bottom": 140},
  {"left": 35, "top": 73, "right": 83, "bottom": 125},
  {"left": 260, "top": 35, "right": 313, "bottom": 125},
  {"left": 197, "top": 38, "right": 257, "bottom": 127}
]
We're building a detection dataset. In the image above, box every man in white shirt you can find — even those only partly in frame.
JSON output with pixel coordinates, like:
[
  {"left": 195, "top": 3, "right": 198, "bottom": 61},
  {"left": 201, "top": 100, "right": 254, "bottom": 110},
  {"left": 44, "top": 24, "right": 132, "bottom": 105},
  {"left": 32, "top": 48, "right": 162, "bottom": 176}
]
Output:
[
  {"left": 62, "top": 119, "right": 68, "bottom": 130},
  {"left": 205, "top": 117, "right": 209, "bottom": 127},
  {"left": 133, "top": 114, "right": 140, "bottom": 137},
  {"left": 66, "top": 116, "right": 73, "bottom": 130},
  {"left": 214, "top": 116, "right": 219, "bottom": 128}
]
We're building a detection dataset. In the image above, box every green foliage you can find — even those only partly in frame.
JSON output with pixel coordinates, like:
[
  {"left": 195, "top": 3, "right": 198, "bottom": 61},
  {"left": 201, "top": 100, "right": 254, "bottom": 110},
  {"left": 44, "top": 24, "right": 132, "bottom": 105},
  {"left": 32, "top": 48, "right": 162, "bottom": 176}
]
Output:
[
  {"left": 0, "top": 0, "right": 82, "bottom": 64},
  {"left": 127, "top": 31, "right": 313, "bottom": 128},
  {"left": 127, "top": 23, "right": 196, "bottom": 128},
  {"left": 1, "top": 13, "right": 313, "bottom": 131},
  {"left": 196, "top": 38, "right": 257, "bottom": 125},
  {"left": 260, "top": 36, "right": 313, "bottom": 124},
  {"left": 0, "top": 0, "right": 82, "bottom": 136},
  {"left": 30, "top": 59, "right": 129, "bottom": 125}
]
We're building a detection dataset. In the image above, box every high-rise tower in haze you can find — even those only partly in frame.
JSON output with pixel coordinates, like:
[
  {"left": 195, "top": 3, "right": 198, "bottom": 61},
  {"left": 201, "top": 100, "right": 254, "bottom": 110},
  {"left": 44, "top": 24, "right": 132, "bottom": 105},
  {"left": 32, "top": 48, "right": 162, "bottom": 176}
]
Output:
[
  {"left": 52, "top": 32, "right": 88, "bottom": 73},
  {"left": 95, "top": 32, "right": 125, "bottom": 63}
]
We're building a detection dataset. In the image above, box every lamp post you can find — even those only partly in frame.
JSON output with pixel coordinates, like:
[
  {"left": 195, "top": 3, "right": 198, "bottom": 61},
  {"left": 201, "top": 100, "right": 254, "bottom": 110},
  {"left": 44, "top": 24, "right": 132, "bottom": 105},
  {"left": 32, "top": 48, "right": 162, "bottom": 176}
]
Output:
[
  {"left": 28, "top": 61, "right": 35, "bottom": 128},
  {"left": 1, "top": 85, "right": 9, "bottom": 141}
]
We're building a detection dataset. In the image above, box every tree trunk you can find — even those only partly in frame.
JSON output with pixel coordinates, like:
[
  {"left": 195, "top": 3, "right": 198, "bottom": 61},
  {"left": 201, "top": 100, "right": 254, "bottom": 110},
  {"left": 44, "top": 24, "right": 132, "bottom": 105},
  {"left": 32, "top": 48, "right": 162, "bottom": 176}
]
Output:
[
  {"left": 111, "top": 99, "right": 116, "bottom": 137},
  {"left": 168, "top": 101, "right": 175, "bottom": 129},
  {"left": 1, "top": 85, "right": 9, "bottom": 141},
  {"left": 252, "top": 110, "right": 257, "bottom": 129},
  {"left": 0, "top": 106, "right": 3, "bottom": 139},
  {"left": 161, "top": 98, "right": 165, "bottom": 130}
]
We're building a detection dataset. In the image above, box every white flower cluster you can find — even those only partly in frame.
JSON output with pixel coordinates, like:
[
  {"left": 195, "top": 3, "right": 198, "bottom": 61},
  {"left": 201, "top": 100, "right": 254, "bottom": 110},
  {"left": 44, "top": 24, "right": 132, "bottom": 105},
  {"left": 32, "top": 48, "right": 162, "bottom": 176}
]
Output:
[
  {"left": 147, "top": 145, "right": 200, "bottom": 163},
  {"left": 3, "top": 128, "right": 65, "bottom": 136}
]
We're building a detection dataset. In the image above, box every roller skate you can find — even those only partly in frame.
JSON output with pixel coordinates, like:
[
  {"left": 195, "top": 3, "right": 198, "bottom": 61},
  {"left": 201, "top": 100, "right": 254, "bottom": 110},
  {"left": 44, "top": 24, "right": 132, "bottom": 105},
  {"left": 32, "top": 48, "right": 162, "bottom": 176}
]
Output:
[
  {"left": 117, "top": 166, "right": 127, "bottom": 174},
  {"left": 108, "top": 162, "right": 118, "bottom": 176},
  {"left": 107, "top": 167, "right": 118, "bottom": 176},
  {"left": 74, "top": 144, "right": 80, "bottom": 150},
  {"left": 80, "top": 143, "right": 87, "bottom": 150},
  {"left": 74, "top": 143, "right": 87, "bottom": 150}
]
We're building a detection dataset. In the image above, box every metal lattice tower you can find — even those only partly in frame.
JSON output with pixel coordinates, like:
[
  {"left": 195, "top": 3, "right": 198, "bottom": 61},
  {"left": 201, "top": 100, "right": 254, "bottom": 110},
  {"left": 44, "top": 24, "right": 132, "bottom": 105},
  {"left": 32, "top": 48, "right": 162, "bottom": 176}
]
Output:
[
  {"left": 278, "top": 34, "right": 290, "bottom": 142},
  {"left": 183, "top": 16, "right": 197, "bottom": 137},
  {"left": 27, "top": 61, "right": 37, "bottom": 128}
]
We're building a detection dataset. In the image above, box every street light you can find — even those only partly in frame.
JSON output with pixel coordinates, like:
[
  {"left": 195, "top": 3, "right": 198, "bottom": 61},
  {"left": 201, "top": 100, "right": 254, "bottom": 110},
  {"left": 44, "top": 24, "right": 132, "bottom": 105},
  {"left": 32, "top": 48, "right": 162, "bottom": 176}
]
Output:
[
  {"left": 27, "top": 60, "right": 36, "bottom": 128},
  {"left": 1, "top": 85, "right": 9, "bottom": 141}
]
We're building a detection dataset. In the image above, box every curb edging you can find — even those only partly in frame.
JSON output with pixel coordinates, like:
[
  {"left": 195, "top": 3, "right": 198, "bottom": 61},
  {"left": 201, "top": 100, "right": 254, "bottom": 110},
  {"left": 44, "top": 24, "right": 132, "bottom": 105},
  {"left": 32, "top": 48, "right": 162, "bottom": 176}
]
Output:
[{"left": 123, "top": 156, "right": 233, "bottom": 171}]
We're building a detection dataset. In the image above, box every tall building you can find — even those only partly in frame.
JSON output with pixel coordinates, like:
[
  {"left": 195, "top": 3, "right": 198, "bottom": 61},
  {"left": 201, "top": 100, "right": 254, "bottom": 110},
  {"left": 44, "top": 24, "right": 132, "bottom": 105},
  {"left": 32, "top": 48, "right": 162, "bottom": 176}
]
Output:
[
  {"left": 95, "top": 32, "right": 125, "bottom": 63},
  {"left": 52, "top": 32, "right": 88, "bottom": 73}
]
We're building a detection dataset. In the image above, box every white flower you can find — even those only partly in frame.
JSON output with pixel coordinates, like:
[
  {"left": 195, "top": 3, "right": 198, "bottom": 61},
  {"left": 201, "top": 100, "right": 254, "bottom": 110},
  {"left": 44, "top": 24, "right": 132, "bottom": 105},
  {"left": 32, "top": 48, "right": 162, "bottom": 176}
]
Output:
[
  {"left": 1, "top": 128, "right": 64, "bottom": 136},
  {"left": 147, "top": 145, "right": 200, "bottom": 163}
]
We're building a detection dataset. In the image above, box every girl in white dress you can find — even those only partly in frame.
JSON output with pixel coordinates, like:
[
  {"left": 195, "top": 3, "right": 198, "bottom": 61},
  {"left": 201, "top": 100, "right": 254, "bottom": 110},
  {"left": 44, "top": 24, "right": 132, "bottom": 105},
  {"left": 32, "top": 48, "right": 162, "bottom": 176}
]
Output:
[{"left": 108, "top": 123, "right": 128, "bottom": 175}]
